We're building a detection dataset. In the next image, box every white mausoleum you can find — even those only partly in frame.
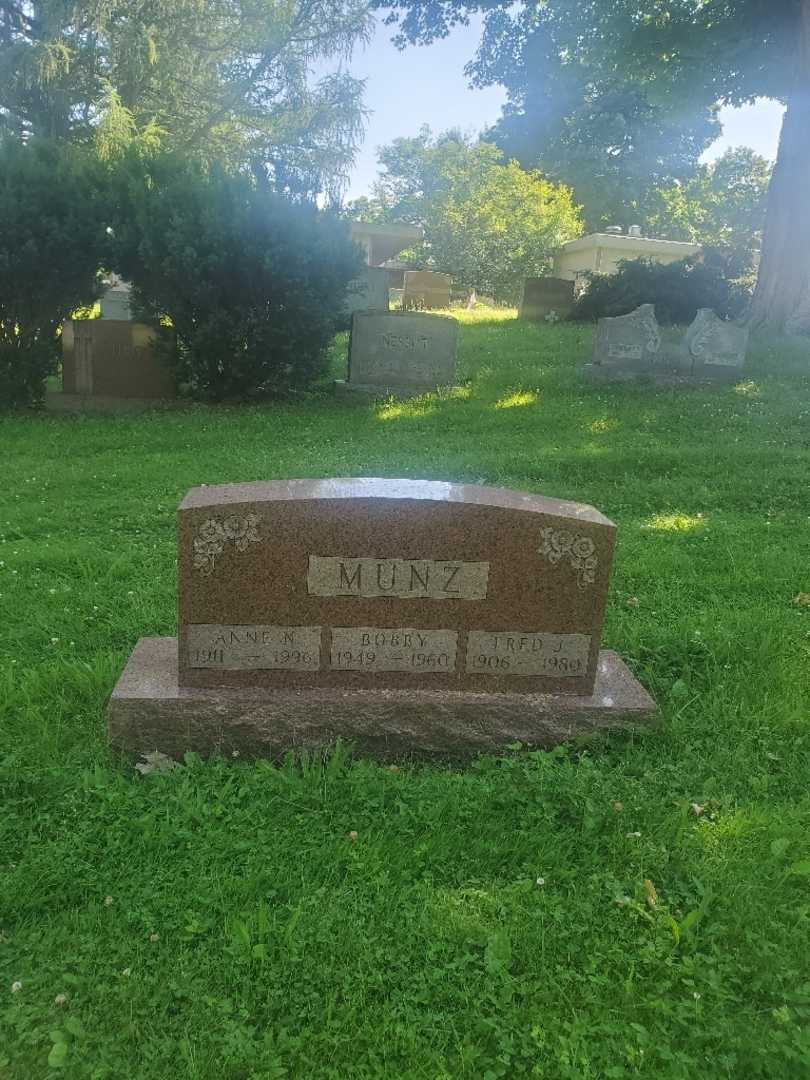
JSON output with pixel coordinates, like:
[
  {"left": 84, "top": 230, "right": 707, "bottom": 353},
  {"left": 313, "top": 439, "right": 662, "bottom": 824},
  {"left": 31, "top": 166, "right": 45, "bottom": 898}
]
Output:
[
  {"left": 350, "top": 222, "right": 423, "bottom": 267},
  {"left": 553, "top": 232, "right": 701, "bottom": 285}
]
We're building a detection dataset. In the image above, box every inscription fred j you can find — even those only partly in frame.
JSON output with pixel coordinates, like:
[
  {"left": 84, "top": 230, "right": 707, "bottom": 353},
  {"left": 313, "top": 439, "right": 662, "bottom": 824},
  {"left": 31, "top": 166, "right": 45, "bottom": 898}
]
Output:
[
  {"left": 466, "top": 631, "right": 591, "bottom": 677},
  {"left": 308, "top": 556, "right": 489, "bottom": 600}
]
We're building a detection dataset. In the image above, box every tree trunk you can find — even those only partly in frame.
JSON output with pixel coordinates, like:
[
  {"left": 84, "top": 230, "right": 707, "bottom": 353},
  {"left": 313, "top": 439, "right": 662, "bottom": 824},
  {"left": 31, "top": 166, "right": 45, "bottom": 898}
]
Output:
[{"left": 746, "top": 0, "right": 810, "bottom": 334}]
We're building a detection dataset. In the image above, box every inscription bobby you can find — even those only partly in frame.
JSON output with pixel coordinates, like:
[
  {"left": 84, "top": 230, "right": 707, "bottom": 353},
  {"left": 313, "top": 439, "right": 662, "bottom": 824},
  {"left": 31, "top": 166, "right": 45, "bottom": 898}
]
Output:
[
  {"left": 308, "top": 556, "right": 489, "bottom": 600},
  {"left": 330, "top": 626, "right": 458, "bottom": 673}
]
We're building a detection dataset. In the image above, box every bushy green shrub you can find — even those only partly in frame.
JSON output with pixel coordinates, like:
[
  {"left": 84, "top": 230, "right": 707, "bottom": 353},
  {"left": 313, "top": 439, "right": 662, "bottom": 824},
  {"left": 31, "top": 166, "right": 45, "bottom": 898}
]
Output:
[
  {"left": 0, "top": 139, "right": 108, "bottom": 407},
  {"left": 569, "top": 251, "right": 750, "bottom": 325},
  {"left": 111, "top": 158, "right": 363, "bottom": 401}
]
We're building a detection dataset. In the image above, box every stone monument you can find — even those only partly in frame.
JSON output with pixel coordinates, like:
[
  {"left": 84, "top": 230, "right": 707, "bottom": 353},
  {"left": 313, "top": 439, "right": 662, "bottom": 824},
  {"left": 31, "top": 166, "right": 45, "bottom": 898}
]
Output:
[
  {"left": 586, "top": 305, "right": 747, "bottom": 382},
  {"left": 344, "top": 267, "right": 390, "bottom": 317},
  {"left": 519, "top": 278, "right": 576, "bottom": 322},
  {"left": 107, "top": 478, "right": 657, "bottom": 760},
  {"left": 592, "top": 304, "right": 662, "bottom": 373},
  {"left": 100, "top": 278, "right": 133, "bottom": 320},
  {"left": 56, "top": 319, "right": 176, "bottom": 409},
  {"left": 685, "top": 308, "right": 748, "bottom": 377},
  {"left": 402, "top": 270, "right": 452, "bottom": 310},
  {"left": 336, "top": 311, "right": 458, "bottom": 399}
]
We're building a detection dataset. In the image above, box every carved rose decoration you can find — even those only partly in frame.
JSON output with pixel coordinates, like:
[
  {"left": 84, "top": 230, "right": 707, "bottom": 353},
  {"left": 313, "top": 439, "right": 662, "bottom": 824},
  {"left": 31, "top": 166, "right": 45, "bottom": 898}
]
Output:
[
  {"left": 193, "top": 513, "right": 261, "bottom": 574},
  {"left": 539, "top": 528, "right": 598, "bottom": 589}
]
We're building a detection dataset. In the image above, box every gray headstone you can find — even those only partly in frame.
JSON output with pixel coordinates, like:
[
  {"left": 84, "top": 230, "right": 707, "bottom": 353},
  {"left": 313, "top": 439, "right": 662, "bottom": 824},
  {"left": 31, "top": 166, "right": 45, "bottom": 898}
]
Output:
[
  {"left": 100, "top": 283, "right": 132, "bottom": 321},
  {"left": 344, "top": 267, "right": 389, "bottom": 316},
  {"left": 686, "top": 309, "right": 748, "bottom": 377},
  {"left": 344, "top": 311, "right": 458, "bottom": 396},
  {"left": 402, "top": 271, "right": 452, "bottom": 310},
  {"left": 519, "top": 278, "right": 575, "bottom": 322},
  {"left": 593, "top": 304, "right": 661, "bottom": 372}
]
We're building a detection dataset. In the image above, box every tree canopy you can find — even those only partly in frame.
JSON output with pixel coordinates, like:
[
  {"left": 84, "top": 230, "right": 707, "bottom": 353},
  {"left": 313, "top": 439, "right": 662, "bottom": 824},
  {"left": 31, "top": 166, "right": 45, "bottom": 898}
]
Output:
[
  {"left": 0, "top": 0, "right": 372, "bottom": 198},
  {"left": 377, "top": 0, "right": 810, "bottom": 333},
  {"left": 349, "top": 127, "right": 582, "bottom": 301},
  {"left": 646, "top": 147, "right": 772, "bottom": 290}
]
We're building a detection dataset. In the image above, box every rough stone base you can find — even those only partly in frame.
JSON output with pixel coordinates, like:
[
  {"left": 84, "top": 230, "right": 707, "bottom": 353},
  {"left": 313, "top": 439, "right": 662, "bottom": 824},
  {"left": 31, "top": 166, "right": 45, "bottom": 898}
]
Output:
[
  {"left": 334, "top": 379, "right": 460, "bottom": 402},
  {"left": 582, "top": 364, "right": 743, "bottom": 386},
  {"left": 46, "top": 391, "right": 184, "bottom": 414},
  {"left": 107, "top": 637, "right": 658, "bottom": 762}
]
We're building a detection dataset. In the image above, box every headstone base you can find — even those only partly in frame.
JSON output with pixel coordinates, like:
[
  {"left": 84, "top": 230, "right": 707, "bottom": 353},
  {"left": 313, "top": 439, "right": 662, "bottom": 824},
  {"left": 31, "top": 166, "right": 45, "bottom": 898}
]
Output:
[
  {"left": 582, "top": 364, "right": 743, "bottom": 385},
  {"left": 45, "top": 391, "right": 184, "bottom": 414},
  {"left": 107, "top": 637, "right": 657, "bottom": 761},
  {"left": 334, "top": 379, "right": 460, "bottom": 401}
]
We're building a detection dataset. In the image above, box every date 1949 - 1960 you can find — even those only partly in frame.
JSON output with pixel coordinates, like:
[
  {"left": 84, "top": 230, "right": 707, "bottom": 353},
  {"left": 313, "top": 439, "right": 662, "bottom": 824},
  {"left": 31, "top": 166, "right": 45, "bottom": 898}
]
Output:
[{"left": 329, "top": 627, "right": 459, "bottom": 673}]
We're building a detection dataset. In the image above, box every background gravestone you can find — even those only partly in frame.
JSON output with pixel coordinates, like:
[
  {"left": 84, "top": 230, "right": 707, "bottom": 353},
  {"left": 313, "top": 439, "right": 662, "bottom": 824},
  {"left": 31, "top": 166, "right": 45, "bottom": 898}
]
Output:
[
  {"left": 60, "top": 320, "right": 175, "bottom": 401},
  {"left": 519, "top": 277, "right": 575, "bottom": 322},
  {"left": 402, "top": 270, "right": 452, "bottom": 310},
  {"left": 686, "top": 309, "right": 749, "bottom": 378},
  {"left": 591, "top": 304, "right": 662, "bottom": 374},
  {"left": 107, "top": 478, "right": 657, "bottom": 759},
  {"left": 100, "top": 280, "right": 133, "bottom": 320},
  {"left": 337, "top": 311, "right": 458, "bottom": 398},
  {"left": 344, "top": 266, "right": 389, "bottom": 317}
]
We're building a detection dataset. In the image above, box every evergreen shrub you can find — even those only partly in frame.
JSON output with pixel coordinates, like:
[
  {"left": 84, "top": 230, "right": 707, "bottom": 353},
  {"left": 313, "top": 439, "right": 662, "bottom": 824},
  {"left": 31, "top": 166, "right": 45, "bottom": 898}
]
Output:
[{"left": 113, "top": 158, "right": 363, "bottom": 401}]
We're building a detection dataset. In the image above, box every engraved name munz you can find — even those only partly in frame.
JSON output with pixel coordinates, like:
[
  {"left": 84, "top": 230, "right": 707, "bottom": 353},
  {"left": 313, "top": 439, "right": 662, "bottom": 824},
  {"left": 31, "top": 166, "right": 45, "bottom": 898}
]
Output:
[{"left": 307, "top": 556, "right": 490, "bottom": 600}]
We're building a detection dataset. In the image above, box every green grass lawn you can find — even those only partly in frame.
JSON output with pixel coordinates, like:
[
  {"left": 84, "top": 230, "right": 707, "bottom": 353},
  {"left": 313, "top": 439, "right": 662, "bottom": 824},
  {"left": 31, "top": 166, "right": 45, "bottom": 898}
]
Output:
[{"left": 3, "top": 309, "right": 810, "bottom": 1079}]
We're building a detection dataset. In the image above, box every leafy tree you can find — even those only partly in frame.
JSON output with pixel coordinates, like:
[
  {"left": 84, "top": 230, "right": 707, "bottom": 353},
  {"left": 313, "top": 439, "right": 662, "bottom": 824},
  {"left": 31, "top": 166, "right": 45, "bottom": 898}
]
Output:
[
  {"left": 0, "top": 138, "right": 108, "bottom": 407},
  {"left": 0, "top": 0, "right": 371, "bottom": 198},
  {"left": 377, "top": 0, "right": 810, "bottom": 335},
  {"left": 350, "top": 128, "right": 582, "bottom": 302},
  {"left": 109, "top": 155, "right": 363, "bottom": 401},
  {"left": 377, "top": 2, "right": 721, "bottom": 231},
  {"left": 646, "top": 148, "right": 772, "bottom": 292}
]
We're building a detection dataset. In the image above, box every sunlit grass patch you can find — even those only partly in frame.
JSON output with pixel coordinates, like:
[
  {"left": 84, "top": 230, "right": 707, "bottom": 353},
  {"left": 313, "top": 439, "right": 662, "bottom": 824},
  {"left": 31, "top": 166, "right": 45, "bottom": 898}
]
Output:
[
  {"left": 453, "top": 305, "right": 518, "bottom": 324},
  {"left": 734, "top": 380, "right": 763, "bottom": 397},
  {"left": 375, "top": 395, "right": 438, "bottom": 421},
  {"left": 494, "top": 389, "right": 539, "bottom": 409},
  {"left": 587, "top": 416, "right": 620, "bottom": 434},
  {"left": 445, "top": 384, "right": 473, "bottom": 400},
  {"left": 643, "top": 512, "right": 707, "bottom": 532}
]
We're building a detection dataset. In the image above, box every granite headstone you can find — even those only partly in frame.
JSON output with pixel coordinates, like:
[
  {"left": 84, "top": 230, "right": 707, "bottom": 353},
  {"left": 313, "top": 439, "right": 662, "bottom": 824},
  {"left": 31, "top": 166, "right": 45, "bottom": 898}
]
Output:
[
  {"left": 520, "top": 277, "right": 576, "bottom": 322},
  {"left": 337, "top": 311, "right": 458, "bottom": 398},
  {"left": 100, "top": 281, "right": 133, "bottom": 321},
  {"left": 686, "top": 309, "right": 748, "bottom": 378},
  {"left": 107, "top": 478, "right": 657, "bottom": 759},
  {"left": 61, "top": 320, "right": 175, "bottom": 400},
  {"left": 592, "top": 304, "right": 662, "bottom": 373},
  {"left": 402, "top": 270, "right": 452, "bottom": 310},
  {"left": 344, "top": 267, "right": 390, "bottom": 316}
]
